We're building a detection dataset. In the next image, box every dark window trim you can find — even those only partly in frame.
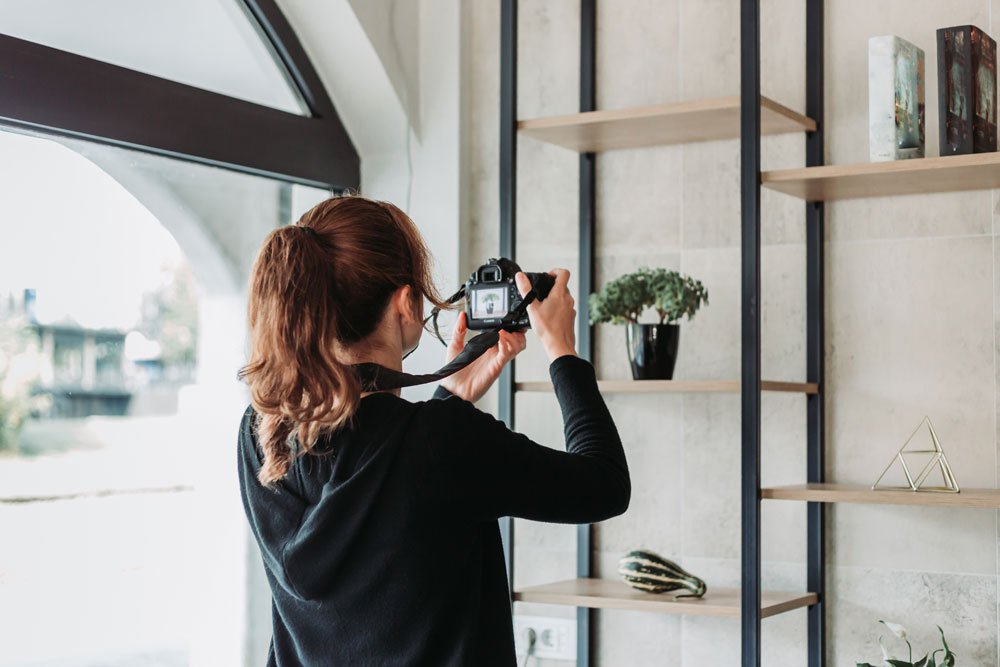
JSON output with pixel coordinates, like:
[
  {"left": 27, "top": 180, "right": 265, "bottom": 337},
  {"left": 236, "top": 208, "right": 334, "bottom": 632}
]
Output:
[{"left": 0, "top": 0, "right": 359, "bottom": 189}]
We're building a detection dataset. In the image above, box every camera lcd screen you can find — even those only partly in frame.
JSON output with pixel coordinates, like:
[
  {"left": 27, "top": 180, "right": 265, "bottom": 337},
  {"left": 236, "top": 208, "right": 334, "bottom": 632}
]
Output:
[{"left": 471, "top": 287, "right": 508, "bottom": 319}]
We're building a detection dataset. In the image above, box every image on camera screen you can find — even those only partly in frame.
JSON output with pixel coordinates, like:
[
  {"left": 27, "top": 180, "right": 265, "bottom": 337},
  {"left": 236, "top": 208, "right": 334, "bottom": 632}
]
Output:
[{"left": 471, "top": 287, "right": 509, "bottom": 319}]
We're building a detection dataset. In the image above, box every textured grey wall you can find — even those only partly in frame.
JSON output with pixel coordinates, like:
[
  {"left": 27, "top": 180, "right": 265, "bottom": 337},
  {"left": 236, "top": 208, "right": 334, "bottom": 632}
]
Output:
[{"left": 463, "top": 0, "right": 1000, "bottom": 664}]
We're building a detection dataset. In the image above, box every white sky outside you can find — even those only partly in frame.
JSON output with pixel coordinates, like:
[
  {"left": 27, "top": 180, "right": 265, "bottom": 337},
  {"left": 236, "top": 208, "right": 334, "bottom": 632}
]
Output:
[
  {"left": 0, "top": 130, "right": 183, "bottom": 331},
  {"left": 0, "top": 0, "right": 305, "bottom": 114}
]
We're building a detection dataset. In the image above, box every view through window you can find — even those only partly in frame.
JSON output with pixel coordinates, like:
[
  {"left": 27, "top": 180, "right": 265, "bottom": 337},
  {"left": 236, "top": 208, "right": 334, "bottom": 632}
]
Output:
[{"left": 0, "top": 127, "right": 328, "bottom": 667}]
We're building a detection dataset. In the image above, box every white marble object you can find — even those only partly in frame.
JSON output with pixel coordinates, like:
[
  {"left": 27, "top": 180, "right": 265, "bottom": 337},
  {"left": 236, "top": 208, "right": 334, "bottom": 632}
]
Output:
[{"left": 869, "top": 35, "right": 926, "bottom": 161}]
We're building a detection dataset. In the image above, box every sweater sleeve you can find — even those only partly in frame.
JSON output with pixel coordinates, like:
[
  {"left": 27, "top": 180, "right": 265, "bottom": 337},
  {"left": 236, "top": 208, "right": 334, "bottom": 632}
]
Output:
[
  {"left": 428, "top": 355, "right": 630, "bottom": 524},
  {"left": 431, "top": 384, "right": 455, "bottom": 400}
]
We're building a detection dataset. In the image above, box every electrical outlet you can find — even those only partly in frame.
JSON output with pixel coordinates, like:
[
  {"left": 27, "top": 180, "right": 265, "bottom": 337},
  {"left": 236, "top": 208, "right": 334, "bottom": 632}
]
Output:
[{"left": 513, "top": 615, "right": 576, "bottom": 661}]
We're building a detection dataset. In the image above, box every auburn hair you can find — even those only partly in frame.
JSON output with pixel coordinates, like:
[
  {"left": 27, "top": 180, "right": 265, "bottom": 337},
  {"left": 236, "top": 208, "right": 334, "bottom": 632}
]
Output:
[{"left": 237, "top": 194, "right": 449, "bottom": 487}]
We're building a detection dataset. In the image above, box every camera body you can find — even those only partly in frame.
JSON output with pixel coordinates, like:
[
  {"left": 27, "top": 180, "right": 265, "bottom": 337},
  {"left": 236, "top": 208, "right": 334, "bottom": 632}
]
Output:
[{"left": 465, "top": 258, "right": 553, "bottom": 331}]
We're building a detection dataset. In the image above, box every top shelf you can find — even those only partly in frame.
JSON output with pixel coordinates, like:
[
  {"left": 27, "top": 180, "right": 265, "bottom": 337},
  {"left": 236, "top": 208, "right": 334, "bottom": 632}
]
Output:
[
  {"left": 763, "top": 152, "right": 1000, "bottom": 201},
  {"left": 518, "top": 96, "right": 815, "bottom": 152}
]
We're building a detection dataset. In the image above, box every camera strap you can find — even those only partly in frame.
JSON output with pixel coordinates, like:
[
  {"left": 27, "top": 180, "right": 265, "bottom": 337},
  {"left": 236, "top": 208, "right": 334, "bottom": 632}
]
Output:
[{"left": 351, "top": 287, "right": 542, "bottom": 391}]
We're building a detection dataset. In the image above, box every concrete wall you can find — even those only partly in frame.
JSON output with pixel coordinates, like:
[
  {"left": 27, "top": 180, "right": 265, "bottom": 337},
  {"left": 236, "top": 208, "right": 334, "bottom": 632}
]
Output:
[
  {"left": 279, "top": 0, "right": 464, "bottom": 402},
  {"left": 464, "top": 1, "right": 1000, "bottom": 664}
]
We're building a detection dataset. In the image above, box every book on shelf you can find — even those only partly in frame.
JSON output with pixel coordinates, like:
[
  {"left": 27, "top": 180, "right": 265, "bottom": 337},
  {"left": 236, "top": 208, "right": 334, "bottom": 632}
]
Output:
[
  {"left": 937, "top": 25, "right": 997, "bottom": 155},
  {"left": 868, "top": 35, "right": 925, "bottom": 162}
]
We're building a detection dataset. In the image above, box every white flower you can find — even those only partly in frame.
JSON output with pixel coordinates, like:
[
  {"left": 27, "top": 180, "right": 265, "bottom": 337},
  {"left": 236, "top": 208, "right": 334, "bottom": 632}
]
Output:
[{"left": 879, "top": 620, "right": 907, "bottom": 639}]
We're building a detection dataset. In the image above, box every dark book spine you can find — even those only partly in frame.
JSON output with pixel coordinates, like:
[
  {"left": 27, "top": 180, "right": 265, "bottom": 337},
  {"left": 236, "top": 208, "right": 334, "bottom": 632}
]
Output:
[
  {"left": 938, "top": 26, "right": 974, "bottom": 156},
  {"left": 971, "top": 27, "right": 997, "bottom": 152}
]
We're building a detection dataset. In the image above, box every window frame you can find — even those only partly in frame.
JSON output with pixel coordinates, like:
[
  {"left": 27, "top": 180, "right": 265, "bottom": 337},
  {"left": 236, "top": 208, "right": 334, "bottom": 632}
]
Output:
[{"left": 0, "top": 0, "right": 359, "bottom": 190}]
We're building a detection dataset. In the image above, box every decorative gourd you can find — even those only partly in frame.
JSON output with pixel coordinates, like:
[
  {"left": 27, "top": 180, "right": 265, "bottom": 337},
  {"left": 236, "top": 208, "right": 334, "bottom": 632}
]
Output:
[{"left": 617, "top": 549, "right": 707, "bottom": 598}]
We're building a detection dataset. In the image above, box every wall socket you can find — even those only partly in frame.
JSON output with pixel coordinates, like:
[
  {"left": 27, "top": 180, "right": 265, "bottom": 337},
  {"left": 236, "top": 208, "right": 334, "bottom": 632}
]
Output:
[{"left": 513, "top": 615, "right": 577, "bottom": 661}]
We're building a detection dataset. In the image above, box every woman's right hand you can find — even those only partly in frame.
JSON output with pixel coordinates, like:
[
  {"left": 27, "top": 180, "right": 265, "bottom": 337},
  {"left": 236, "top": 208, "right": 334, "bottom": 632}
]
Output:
[{"left": 515, "top": 269, "right": 577, "bottom": 363}]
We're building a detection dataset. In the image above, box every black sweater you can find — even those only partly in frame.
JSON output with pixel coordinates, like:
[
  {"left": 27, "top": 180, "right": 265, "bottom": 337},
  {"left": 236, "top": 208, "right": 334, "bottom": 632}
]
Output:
[{"left": 237, "top": 354, "right": 630, "bottom": 667}]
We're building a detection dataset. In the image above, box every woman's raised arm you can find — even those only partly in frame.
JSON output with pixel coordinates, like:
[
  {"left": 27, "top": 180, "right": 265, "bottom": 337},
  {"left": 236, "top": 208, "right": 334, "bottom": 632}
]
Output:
[{"left": 427, "top": 354, "right": 630, "bottom": 524}]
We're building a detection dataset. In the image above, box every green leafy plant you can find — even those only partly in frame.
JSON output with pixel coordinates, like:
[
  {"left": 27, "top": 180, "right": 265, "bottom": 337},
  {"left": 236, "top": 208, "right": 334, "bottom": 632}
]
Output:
[
  {"left": 857, "top": 621, "right": 956, "bottom": 667},
  {"left": 589, "top": 267, "right": 708, "bottom": 326}
]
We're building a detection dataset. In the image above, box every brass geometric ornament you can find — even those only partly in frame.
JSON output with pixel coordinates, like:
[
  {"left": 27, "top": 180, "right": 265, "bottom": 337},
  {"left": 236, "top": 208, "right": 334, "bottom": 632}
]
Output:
[{"left": 872, "top": 416, "right": 960, "bottom": 493}]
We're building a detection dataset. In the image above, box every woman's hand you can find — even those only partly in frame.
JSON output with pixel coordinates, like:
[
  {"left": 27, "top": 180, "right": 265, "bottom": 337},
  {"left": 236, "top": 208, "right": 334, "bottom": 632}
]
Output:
[
  {"left": 439, "top": 311, "right": 526, "bottom": 403},
  {"left": 515, "top": 269, "right": 577, "bottom": 363}
]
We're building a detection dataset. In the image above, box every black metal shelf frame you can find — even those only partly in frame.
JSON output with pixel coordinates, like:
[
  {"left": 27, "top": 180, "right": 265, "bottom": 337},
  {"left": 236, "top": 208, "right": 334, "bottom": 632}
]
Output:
[
  {"left": 741, "top": 0, "right": 825, "bottom": 665},
  {"left": 501, "top": 1, "right": 826, "bottom": 665},
  {"left": 498, "top": 0, "right": 597, "bottom": 664}
]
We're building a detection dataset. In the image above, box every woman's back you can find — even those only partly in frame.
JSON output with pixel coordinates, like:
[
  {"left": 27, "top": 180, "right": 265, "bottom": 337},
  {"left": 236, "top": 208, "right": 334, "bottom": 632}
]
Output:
[
  {"left": 239, "top": 389, "right": 518, "bottom": 666},
  {"left": 238, "top": 357, "right": 629, "bottom": 667}
]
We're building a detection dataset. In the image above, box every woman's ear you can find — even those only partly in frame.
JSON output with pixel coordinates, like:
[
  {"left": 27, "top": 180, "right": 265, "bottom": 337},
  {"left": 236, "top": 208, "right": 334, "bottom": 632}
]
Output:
[{"left": 392, "top": 284, "right": 423, "bottom": 325}]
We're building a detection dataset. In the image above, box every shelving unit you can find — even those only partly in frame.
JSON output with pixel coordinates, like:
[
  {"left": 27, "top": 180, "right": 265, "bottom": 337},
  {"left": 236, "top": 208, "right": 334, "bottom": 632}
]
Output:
[
  {"left": 514, "top": 579, "right": 818, "bottom": 618},
  {"left": 518, "top": 96, "right": 815, "bottom": 151},
  {"left": 748, "top": 3, "right": 1000, "bottom": 667},
  {"left": 498, "top": 1, "right": 822, "bottom": 665},
  {"left": 503, "top": 1, "right": 1000, "bottom": 664}
]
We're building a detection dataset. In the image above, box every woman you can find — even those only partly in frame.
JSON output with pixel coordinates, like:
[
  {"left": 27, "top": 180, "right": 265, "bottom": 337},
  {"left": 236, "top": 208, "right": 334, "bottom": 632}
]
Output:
[{"left": 236, "top": 195, "right": 630, "bottom": 666}]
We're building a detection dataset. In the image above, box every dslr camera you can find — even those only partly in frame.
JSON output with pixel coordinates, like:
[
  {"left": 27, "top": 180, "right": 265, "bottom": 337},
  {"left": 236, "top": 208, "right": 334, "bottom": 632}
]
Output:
[{"left": 465, "top": 258, "right": 554, "bottom": 331}]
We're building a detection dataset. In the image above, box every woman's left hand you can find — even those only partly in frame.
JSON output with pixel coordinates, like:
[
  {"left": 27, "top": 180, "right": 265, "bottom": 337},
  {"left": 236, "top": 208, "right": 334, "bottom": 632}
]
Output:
[{"left": 439, "top": 311, "right": 526, "bottom": 403}]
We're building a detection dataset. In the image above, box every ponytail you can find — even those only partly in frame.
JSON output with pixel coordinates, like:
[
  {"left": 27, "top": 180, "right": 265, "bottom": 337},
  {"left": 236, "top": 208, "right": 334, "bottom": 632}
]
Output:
[{"left": 237, "top": 195, "right": 448, "bottom": 488}]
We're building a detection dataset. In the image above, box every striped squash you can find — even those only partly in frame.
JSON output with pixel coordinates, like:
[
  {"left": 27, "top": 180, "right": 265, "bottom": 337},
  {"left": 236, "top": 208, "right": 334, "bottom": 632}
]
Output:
[{"left": 617, "top": 549, "right": 707, "bottom": 598}]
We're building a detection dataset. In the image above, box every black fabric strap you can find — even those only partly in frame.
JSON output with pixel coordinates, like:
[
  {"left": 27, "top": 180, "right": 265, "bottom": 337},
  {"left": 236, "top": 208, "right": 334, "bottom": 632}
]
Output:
[
  {"left": 352, "top": 287, "right": 541, "bottom": 391},
  {"left": 353, "top": 330, "right": 500, "bottom": 390}
]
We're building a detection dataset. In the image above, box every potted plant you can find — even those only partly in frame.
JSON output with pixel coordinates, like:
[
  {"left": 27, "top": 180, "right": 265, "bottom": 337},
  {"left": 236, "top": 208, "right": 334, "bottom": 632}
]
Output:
[
  {"left": 589, "top": 267, "right": 708, "bottom": 380},
  {"left": 482, "top": 292, "right": 498, "bottom": 315},
  {"left": 857, "top": 620, "right": 956, "bottom": 667}
]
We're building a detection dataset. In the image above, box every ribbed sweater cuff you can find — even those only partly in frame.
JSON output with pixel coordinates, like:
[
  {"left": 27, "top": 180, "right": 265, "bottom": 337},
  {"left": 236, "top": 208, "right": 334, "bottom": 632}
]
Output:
[{"left": 548, "top": 354, "right": 595, "bottom": 386}]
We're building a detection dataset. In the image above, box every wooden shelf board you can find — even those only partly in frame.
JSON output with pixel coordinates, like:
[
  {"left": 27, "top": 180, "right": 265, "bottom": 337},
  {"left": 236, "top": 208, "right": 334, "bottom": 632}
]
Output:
[
  {"left": 762, "top": 152, "right": 1000, "bottom": 201},
  {"left": 762, "top": 483, "right": 1000, "bottom": 509},
  {"left": 513, "top": 578, "right": 817, "bottom": 618},
  {"left": 518, "top": 96, "right": 815, "bottom": 152},
  {"left": 515, "top": 379, "right": 818, "bottom": 394}
]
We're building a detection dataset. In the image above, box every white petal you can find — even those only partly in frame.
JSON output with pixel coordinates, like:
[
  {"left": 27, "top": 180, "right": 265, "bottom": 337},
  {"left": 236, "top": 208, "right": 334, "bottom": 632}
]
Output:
[{"left": 879, "top": 620, "right": 908, "bottom": 639}]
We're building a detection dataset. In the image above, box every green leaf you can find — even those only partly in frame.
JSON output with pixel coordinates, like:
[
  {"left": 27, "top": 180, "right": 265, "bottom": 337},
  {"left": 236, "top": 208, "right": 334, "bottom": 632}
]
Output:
[
  {"left": 589, "top": 267, "right": 707, "bottom": 326},
  {"left": 937, "top": 626, "right": 952, "bottom": 653},
  {"left": 913, "top": 654, "right": 930, "bottom": 667},
  {"left": 886, "top": 660, "right": 915, "bottom": 667},
  {"left": 936, "top": 626, "right": 956, "bottom": 667}
]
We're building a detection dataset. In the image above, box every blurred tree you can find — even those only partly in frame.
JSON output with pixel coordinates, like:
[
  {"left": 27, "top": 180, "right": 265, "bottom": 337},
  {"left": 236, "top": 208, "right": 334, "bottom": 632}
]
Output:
[
  {"left": 0, "top": 315, "right": 48, "bottom": 451},
  {"left": 137, "top": 261, "right": 199, "bottom": 377}
]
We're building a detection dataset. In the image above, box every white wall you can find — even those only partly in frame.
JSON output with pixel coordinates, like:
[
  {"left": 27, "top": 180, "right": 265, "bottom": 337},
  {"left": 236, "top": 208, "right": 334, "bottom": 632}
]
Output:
[{"left": 277, "top": 0, "right": 464, "bottom": 401}]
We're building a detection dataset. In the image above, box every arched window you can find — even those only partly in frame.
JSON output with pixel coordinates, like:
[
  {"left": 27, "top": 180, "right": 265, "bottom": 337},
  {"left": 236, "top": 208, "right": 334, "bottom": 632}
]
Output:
[{"left": 0, "top": 3, "right": 355, "bottom": 664}]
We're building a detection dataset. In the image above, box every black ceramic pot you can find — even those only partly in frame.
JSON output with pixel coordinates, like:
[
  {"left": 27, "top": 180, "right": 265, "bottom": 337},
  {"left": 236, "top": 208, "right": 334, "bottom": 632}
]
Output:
[{"left": 626, "top": 323, "right": 680, "bottom": 380}]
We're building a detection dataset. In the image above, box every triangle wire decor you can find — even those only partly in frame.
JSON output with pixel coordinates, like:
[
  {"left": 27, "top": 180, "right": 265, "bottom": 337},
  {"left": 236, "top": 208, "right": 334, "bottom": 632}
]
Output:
[{"left": 872, "top": 416, "right": 960, "bottom": 493}]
